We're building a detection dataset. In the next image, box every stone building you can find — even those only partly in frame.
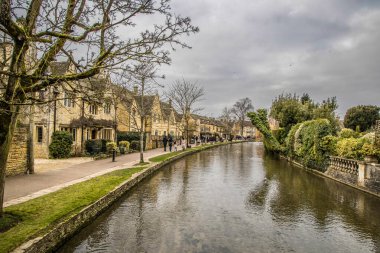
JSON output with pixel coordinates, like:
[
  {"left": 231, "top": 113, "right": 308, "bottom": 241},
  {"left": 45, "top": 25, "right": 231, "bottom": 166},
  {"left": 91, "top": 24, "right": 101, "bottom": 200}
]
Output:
[{"left": 24, "top": 62, "right": 117, "bottom": 159}]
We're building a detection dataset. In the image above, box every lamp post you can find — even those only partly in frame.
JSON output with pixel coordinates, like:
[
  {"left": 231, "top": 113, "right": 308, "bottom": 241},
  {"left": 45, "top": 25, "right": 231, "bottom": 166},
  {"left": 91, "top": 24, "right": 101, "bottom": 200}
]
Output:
[{"left": 53, "top": 87, "right": 59, "bottom": 132}]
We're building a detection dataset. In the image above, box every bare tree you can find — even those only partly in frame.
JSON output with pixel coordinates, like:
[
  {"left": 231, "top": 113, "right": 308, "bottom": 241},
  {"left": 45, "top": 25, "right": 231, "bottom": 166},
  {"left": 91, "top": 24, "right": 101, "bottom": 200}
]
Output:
[
  {"left": 0, "top": 0, "right": 198, "bottom": 217},
  {"left": 219, "top": 106, "right": 235, "bottom": 140},
  {"left": 129, "top": 62, "right": 163, "bottom": 163},
  {"left": 231, "top": 98, "right": 254, "bottom": 136},
  {"left": 165, "top": 80, "right": 204, "bottom": 148}
]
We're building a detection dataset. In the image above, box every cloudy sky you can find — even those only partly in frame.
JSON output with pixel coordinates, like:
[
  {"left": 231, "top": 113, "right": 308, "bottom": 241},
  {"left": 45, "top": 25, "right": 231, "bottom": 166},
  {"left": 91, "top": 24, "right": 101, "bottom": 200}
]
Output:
[{"left": 158, "top": 0, "right": 380, "bottom": 118}]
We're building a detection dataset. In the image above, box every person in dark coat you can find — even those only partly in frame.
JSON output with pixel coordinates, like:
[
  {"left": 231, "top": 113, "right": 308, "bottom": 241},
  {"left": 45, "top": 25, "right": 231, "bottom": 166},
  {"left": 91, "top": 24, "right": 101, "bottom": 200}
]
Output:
[
  {"left": 168, "top": 134, "right": 173, "bottom": 152},
  {"left": 163, "top": 135, "right": 168, "bottom": 151}
]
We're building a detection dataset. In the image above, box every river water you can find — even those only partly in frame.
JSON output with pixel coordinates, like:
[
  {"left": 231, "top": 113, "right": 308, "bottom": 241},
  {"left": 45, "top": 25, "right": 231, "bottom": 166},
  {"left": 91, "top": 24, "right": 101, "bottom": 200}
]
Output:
[{"left": 59, "top": 142, "right": 380, "bottom": 253}]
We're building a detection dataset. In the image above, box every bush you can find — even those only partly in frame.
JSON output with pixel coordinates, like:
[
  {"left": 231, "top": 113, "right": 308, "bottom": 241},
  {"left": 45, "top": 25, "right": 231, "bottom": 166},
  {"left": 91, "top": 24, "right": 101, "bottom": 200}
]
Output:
[
  {"left": 272, "top": 128, "right": 287, "bottom": 145},
  {"left": 85, "top": 139, "right": 108, "bottom": 155},
  {"left": 336, "top": 138, "right": 367, "bottom": 160},
  {"left": 130, "top": 140, "right": 141, "bottom": 151},
  {"left": 106, "top": 142, "right": 117, "bottom": 153},
  {"left": 49, "top": 131, "right": 73, "bottom": 158},
  {"left": 286, "top": 119, "right": 332, "bottom": 170},
  {"left": 320, "top": 135, "right": 338, "bottom": 156},
  {"left": 119, "top": 140, "right": 130, "bottom": 149},
  {"left": 339, "top": 128, "right": 359, "bottom": 138}
]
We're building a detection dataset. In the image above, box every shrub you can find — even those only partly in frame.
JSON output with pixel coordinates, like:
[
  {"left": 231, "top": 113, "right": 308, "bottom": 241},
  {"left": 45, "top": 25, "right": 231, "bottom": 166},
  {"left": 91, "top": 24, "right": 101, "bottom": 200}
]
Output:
[
  {"left": 336, "top": 138, "right": 367, "bottom": 160},
  {"left": 320, "top": 135, "right": 338, "bottom": 156},
  {"left": 106, "top": 142, "right": 117, "bottom": 153},
  {"left": 272, "top": 128, "right": 287, "bottom": 145},
  {"left": 339, "top": 128, "right": 359, "bottom": 138},
  {"left": 85, "top": 139, "right": 108, "bottom": 155},
  {"left": 49, "top": 131, "right": 73, "bottom": 158},
  {"left": 130, "top": 140, "right": 141, "bottom": 151},
  {"left": 286, "top": 119, "right": 332, "bottom": 170},
  {"left": 119, "top": 140, "right": 130, "bottom": 149},
  {"left": 361, "top": 143, "right": 380, "bottom": 157}
]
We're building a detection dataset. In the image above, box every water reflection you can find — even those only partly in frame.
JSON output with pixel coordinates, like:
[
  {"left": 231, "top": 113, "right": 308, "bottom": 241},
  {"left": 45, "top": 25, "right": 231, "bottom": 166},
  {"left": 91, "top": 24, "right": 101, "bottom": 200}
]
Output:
[{"left": 59, "top": 143, "right": 380, "bottom": 253}]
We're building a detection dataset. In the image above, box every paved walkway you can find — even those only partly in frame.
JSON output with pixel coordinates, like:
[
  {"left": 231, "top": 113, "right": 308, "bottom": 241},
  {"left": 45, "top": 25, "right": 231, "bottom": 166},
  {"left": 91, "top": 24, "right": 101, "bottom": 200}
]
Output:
[{"left": 4, "top": 148, "right": 166, "bottom": 207}]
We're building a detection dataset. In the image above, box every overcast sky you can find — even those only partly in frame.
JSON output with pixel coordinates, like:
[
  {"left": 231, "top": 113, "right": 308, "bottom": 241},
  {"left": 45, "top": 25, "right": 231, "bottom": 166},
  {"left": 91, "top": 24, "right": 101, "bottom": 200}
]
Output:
[{"left": 158, "top": 0, "right": 380, "bottom": 118}]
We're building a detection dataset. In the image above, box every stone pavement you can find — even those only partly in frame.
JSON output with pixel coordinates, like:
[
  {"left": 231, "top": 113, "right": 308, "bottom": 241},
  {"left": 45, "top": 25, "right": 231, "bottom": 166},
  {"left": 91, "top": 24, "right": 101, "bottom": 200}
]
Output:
[{"left": 4, "top": 148, "right": 166, "bottom": 207}]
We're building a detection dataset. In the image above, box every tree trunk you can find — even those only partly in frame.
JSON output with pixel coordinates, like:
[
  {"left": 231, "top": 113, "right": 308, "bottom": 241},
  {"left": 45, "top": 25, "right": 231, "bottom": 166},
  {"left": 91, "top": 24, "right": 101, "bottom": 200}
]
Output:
[
  {"left": 0, "top": 105, "right": 20, "bottom": 217},
  {"left": 139, "top": 117, "right": 144, "bottom": 164}
]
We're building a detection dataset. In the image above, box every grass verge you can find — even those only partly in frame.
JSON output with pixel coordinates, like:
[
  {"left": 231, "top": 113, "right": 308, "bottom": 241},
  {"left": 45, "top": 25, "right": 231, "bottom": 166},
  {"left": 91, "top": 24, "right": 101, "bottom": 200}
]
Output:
[{"left": 0, "top": 166, "right": 146, "bottom": 253}]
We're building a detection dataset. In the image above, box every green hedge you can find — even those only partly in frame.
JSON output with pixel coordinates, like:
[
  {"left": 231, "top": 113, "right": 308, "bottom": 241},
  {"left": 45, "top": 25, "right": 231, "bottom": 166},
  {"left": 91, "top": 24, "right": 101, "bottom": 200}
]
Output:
[
  {"left": 49, "top": 131, "right": 73, "bottom": 158},
  {"left": 85, "top": 139, "right": 108, "bottom": 155},
  {"left": 286, "top": 119, "right": 332, "bottom": 170},
  {"left": 130, "top": 140, "right": 141, "bottom": 151}
]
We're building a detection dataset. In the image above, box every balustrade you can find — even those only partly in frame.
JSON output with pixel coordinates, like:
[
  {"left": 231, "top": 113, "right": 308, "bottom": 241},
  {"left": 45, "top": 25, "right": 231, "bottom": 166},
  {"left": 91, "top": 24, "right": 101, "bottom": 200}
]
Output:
[{"left": 329, "top": 156, "right": 359, "bottom": 175}]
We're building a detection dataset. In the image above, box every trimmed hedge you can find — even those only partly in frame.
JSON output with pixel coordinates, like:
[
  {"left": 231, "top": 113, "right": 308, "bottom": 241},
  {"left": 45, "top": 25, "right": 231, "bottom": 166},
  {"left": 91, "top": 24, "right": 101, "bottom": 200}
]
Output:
[
  {"left": 49, "top": 131, "right": 73, "bottom": 158},
  {"left": 85, "top": 139, "right": 108, "bottom": 155}
]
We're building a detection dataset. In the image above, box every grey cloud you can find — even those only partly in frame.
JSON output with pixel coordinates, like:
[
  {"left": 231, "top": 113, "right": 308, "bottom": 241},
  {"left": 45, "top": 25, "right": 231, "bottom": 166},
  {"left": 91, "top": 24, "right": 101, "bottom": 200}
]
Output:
[{"left": 158, "top": 0, "right": 380, "bottom": 118}]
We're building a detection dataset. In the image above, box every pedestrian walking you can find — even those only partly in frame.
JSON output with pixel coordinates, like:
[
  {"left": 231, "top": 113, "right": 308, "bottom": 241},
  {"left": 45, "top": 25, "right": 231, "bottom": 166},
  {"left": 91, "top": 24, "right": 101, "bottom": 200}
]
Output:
[
  {"left": 168, "top": 134, "right": 173, "bottom": 152},
  {"left": 174, "top": 139, "right": 177, "bottom": 151},
  {"left": 163, "top": 135, "right": 168, "bottom": 151}
]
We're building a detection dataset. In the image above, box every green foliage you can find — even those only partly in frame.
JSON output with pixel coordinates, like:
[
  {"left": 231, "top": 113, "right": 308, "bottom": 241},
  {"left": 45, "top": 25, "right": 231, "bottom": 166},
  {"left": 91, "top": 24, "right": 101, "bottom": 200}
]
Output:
[
  {"left": 117, "top": 131, "right": 145, "bottom": 142},
  {"left": 256, "top": 108, "right": 270, "bottom": 129},
  {"left": 361, "top": 143, "right": 380, "bottom": 157},
  {"left": 336, "top": 138, "right": 367, "bottom": 160},
  {"left": 247, "top": 111, "right": 282, "bottom": 152},
  {"left": 344, "top": 105, "right": 380, "bottom": 132},
  {"left": 339, "top": 128, "right": 360, "bottom": 139},
  {"left": 106, "top": 141, "right": 117, "bottom": 153},
  {"left": 272, "top": 128, "right": 287, "bottom": 145},
  {"left": 270, "top": 93, "right": 314, "bottom": 132},
  {"left": 85, "top": 139, "right": 107, "bottom": 155},
  {"left": 320, "top": 135, "right": 338, "bottom": 156},
  {"left": 119, "top": 141, "right": 130, "bottom": 149},
  {"left": 270, "top": 93, "right": 339, "bottom": 134},
  {"left": 49, "top": 131, "right": 73, "bottom": 158},
  {"left": 130, "top": 140, "right": 141, "bottom": 151},
  {"left": 286, "top": 119, "right": 332, "bottom": 170}
]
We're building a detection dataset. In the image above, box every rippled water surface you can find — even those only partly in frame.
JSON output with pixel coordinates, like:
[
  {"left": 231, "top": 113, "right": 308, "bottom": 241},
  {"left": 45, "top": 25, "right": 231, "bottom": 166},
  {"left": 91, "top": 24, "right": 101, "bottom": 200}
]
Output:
[{"left": 59, "top": 143, "right": 380, "bottom": 253}]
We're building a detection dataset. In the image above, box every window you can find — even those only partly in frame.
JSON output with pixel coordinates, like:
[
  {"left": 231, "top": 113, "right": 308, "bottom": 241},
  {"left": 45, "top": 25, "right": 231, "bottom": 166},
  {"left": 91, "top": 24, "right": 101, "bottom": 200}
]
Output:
[
  {"left": 104, "top": 103, "right": 111, "bottom": 114},
  {"left": 89, "top": 104, "right": 98, "bottom": 115},
  {"left": 64, "top": 92, "right": 75, "bottom": 107},
  {"left": 103, "top": 129, "right": 112, "bottom": 140},
  {"left": 36, "top": 126, "right": 43, "bottom": 143}
]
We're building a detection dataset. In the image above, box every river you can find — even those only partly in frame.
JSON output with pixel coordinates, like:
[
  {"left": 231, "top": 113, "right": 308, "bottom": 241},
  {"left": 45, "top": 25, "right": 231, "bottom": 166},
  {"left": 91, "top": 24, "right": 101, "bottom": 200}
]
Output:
[{"left": 58, "top": 142, "right": 380, "bottom": 253}]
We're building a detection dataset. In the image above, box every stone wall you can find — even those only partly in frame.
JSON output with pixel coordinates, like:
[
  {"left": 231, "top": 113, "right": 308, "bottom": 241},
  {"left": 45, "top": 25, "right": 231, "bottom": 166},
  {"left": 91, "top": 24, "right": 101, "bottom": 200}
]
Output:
[
  {"left": 325, "top": 156, "right": 359, "bottom": 185},
  {"left": 325, "top": 156, "right": 380, "bottom": 196},
  {"left": 6, "top": 126, "right": 28, "bottom": 176}
]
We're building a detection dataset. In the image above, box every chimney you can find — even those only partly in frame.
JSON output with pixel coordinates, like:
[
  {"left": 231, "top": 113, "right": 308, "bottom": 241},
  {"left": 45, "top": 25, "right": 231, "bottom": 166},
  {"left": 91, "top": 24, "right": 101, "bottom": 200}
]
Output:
[{"left": 133, "top": 86, "right": 138, "bottom": 95}]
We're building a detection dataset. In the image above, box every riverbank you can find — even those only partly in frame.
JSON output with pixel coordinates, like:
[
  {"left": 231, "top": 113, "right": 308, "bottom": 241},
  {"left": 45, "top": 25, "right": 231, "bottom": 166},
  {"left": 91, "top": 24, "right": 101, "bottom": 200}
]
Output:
[
  {"left": 1, "top": 141, "right": 246, "bottom": 253},
  {"left": 281, "top": 156, "right": 380, "bottom": 198}
]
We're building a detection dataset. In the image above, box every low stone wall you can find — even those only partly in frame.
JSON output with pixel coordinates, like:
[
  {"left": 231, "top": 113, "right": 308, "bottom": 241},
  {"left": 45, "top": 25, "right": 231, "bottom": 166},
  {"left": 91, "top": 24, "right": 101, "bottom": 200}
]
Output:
[
  {"left": 326, "top": 156, "right": 359, "bottom": 185},
  {"left": 13, "top": 141, "right": 241, "bottom": 253},
  {"left": 6, "top": 126, "right": 28, "bottom": 176}
]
